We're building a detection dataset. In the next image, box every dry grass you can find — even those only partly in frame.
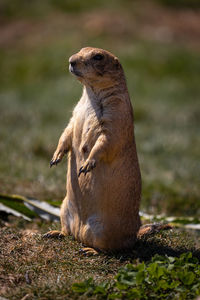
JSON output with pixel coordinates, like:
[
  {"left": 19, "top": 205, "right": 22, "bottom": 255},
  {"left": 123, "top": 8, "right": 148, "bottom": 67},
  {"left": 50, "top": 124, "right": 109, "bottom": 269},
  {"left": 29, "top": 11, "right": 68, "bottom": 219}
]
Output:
[
  {"left": 0, "top": 216, "right": 199, "bottom": 299},
  {"left": 0, "top": 1, "right": 200, "bottom": 298},
  {"left": 0, "top": 0, "right": 200, "bottom": 216}
]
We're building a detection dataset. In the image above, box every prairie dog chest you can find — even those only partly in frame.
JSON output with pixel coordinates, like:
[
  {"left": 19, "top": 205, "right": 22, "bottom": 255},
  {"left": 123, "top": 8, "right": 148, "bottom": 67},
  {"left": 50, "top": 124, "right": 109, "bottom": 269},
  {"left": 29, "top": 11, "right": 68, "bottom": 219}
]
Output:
[{"left": 73, "top": 87, "right": 102, "bottom": 147}]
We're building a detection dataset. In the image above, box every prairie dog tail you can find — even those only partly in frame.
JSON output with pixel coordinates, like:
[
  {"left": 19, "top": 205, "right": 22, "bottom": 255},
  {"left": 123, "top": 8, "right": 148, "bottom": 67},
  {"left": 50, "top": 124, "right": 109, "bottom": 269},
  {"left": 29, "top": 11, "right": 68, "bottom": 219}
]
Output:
[{"left": 137, "top": 223, "right": 172, "bottom": 239}]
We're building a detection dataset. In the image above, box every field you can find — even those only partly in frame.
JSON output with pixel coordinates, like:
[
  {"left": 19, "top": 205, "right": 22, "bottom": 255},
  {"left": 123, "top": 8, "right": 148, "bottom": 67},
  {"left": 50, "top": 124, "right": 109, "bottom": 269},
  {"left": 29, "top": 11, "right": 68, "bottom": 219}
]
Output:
[{"left": 0, "top": 0, "right": 200, "bottom": 299}]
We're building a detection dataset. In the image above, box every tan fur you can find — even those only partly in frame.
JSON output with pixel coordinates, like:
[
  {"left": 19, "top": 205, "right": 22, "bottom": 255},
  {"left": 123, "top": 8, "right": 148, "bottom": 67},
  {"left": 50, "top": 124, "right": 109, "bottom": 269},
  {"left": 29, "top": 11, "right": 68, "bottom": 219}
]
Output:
[{"left": 50, "top": 47, "right": 142, "bottom": 251}]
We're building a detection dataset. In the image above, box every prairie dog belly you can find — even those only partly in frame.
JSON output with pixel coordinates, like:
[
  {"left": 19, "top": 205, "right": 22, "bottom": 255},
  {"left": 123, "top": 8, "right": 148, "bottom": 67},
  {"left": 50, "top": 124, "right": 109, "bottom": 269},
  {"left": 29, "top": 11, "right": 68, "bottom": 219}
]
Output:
[
  {"left": 66, "top": 145, "right": 140, "bottom": 250},
  {"left": 72, "top": 95, "right": 102, "bottom": 166}
]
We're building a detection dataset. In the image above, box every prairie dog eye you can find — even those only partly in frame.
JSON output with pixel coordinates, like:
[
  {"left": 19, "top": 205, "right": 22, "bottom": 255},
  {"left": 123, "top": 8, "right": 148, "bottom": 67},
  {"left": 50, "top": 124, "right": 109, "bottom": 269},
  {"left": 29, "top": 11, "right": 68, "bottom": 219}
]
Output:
[{"left": 92, "top": 54, "right": 104, "bottom": 61}]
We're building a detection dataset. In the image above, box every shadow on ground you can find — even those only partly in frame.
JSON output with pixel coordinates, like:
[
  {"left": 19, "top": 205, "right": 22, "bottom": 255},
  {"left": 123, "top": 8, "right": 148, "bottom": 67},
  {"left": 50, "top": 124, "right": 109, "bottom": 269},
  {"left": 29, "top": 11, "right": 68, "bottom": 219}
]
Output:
[{"left": 108, "top": 229, "right": 200, "bottom": 262}]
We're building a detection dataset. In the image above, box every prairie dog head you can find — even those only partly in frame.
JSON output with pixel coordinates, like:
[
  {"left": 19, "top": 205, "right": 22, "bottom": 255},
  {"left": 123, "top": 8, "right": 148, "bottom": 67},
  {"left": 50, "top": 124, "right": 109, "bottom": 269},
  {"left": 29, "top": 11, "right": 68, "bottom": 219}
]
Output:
[{"left": 69, "top": 47, "right": 124, "bottom": 89}]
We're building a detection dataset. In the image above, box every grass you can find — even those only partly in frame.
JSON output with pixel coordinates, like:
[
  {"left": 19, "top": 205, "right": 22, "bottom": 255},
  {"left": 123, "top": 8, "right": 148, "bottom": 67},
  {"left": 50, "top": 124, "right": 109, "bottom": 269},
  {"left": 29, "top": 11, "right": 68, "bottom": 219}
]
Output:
[
  {"left": 72, "top": 253, "right": 200, "bottom": 299},
  {"left": 0, "top": 0, "right": 200, "bottom": 298},
  {"left": 0, "top": 217, "right": 200, "bottom": 299},
  {"left": 0, "top": 36, "right": 200, "bottom": 215}
]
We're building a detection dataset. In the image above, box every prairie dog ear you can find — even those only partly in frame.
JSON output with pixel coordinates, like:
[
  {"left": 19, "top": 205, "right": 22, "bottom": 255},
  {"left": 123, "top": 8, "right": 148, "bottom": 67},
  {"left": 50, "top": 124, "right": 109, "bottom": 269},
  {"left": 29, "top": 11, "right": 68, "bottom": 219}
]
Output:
[{"left": 114, "top": 57, "right": 120, "bottom": 69}]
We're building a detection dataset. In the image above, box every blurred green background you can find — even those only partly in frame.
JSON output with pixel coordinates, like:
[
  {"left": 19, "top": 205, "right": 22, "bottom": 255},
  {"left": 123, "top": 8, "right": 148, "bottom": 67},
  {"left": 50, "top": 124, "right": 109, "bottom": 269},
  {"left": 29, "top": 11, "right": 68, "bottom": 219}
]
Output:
[{"left": 0, "top": 0, "right": 200, "bottom": 216}]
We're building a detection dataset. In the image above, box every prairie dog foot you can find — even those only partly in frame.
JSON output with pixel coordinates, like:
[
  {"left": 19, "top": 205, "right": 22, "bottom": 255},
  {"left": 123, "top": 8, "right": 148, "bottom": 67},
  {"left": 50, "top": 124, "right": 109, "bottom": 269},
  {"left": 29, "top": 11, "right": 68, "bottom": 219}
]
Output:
[
  {"left": 137, "top": 223, "right": 172, "bottom": 238},
  {"left": 43, "top": 230, "right": 65, "bottom": 239},
  {"left": 50, "top": 147, "right": 67, "bottom": 167},
  {"left": 78, "top": 159, "right": 96, "bottom": 177},
  {"left": 79, "top": 247, "right": 99, "bottom": 256}
]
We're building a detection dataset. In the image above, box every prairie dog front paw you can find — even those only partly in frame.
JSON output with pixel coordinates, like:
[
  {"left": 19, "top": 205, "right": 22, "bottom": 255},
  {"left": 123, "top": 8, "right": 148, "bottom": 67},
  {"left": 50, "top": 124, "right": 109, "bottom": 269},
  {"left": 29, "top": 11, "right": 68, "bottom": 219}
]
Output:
[
  {"left": 78, "top": 159, "right": 96, "bottom": 177},
  {"left": 50, "top": 147, "right": 67, "bottom": 167}
]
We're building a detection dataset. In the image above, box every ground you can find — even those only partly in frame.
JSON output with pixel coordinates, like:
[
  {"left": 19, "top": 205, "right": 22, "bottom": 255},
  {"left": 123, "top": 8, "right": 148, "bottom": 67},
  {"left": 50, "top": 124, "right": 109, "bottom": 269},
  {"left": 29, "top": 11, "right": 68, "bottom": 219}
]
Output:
[
  {"left": 0, "top": 216, "right": 199, "bottom": 299},
  {"left": 0, "top": 0, "right": 200, "bottom": 299}
]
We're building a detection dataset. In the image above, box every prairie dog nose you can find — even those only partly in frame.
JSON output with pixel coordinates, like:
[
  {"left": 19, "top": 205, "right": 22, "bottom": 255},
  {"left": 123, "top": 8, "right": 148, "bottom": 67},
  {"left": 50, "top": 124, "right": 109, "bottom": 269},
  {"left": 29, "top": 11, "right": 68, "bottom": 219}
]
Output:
[
  {"left": 70, "top": 60, "right": 76, "bottom": 67},
  {"left": 69, "top": 55, "right": 78, "bottom": 66}
]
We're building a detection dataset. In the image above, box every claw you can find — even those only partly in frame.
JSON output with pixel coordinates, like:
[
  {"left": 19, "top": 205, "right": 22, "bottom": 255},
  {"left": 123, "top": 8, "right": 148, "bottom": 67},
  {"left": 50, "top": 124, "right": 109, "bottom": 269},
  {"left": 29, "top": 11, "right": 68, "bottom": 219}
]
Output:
[
  {"left": 78, "top": 166, "right": 83, "bottom": 177},
  {"left": 43, "top": 232, "right": 51, "bottom": 238},
  {"left": 78, "top": 163, "right": 89, "bottom": 177},
  {"left": 55, "top": 158, "right": 60, "bottom": 165},
  {"left": 84, "top": 169, "right": 89, "bottom": 176},
  {"left": 43, "top": 230, "right": 65, "bottom": 239},
  {"left": 50, "top": 158, "right": 61, "bottom": 168},
  {"left": 78, "top": 160, "right": 96, "bottom": 177},
  {"left": 79, "top": 247, "right": 99, "bottom": 256}
]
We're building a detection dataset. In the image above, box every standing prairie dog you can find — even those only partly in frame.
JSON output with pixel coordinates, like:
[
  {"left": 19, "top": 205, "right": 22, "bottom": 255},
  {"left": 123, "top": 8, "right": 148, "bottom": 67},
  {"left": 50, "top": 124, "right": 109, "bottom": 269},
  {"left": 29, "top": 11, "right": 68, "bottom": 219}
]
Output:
[{"left": 44, "top": 47, "right": 167, "bottom": 252}]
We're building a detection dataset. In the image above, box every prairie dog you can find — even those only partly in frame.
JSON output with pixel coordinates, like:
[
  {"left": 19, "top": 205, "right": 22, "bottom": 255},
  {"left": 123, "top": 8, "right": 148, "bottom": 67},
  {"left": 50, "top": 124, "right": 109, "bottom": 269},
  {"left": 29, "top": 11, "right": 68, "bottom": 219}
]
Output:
[{"left": 46, "top": 47, "right": 142, "bottom": 251}]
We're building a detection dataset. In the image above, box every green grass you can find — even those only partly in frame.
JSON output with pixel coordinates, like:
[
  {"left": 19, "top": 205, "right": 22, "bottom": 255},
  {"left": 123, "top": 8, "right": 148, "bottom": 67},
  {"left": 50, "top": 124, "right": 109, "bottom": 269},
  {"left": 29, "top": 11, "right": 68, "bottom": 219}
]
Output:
[
  {"left": 0, "top": 2, "right": 200, "bottom": 298},
  {"left": 0, "top": 197, "right": 37, "bottom": 219},
  {"left": 72, "top": 252, "right": 200, "bottom": 299},
  {"left": 0, "top": 35, "right": 200, "bottom": 215}
]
